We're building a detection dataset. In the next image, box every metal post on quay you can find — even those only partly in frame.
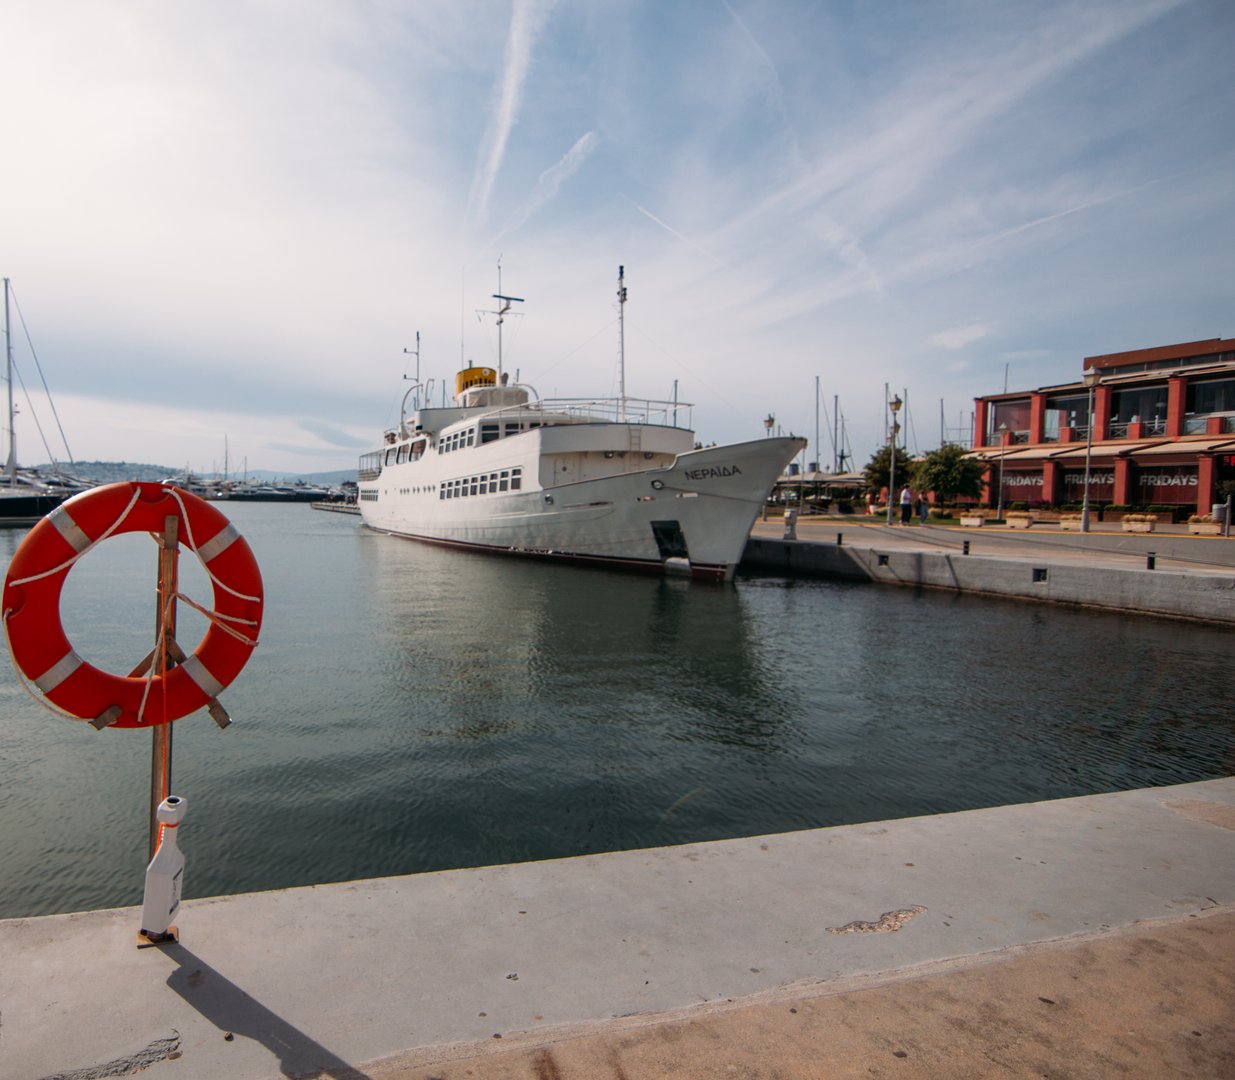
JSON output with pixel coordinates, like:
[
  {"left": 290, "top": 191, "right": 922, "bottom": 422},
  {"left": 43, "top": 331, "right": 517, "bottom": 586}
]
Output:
[
  {"left": 885, "top": 390, "right": 902, "bottom": 526},
  {"left": 1081, "top": 368, "right": 1100, "bottom": 533}
]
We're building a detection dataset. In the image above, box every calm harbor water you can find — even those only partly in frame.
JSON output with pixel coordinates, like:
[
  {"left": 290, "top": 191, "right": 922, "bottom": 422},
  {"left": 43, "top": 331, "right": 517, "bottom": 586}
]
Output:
[{"left": 1, "top": 502, "right": 1232, "bottom": 918}]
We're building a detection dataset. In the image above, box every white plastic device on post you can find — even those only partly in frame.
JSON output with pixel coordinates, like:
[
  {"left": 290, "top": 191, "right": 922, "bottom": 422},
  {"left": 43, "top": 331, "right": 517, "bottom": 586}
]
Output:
[{"left": 138, "top": 795, "right": 186, "bottom": 947}]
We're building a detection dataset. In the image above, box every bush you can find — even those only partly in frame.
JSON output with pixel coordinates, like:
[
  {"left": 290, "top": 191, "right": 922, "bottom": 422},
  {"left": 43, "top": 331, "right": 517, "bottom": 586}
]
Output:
[{"left": 837, "top": 500, "right": 853, "bottom": 514}]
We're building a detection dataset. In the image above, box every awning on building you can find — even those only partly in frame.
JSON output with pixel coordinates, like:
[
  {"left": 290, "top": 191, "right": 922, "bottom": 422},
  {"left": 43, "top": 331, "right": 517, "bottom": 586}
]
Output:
[
  {"left": 1048, "top": 439, "right": 1171, "bottom": 461},
  {"left": 1126, "top": 437, "right": 1235, "bottom": 456}
]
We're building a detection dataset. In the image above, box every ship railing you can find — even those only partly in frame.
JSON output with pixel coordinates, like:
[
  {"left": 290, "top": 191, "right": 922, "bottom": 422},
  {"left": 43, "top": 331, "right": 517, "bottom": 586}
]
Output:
[{"left": 512, "top": 396, "right": 694, "bottom": 429}]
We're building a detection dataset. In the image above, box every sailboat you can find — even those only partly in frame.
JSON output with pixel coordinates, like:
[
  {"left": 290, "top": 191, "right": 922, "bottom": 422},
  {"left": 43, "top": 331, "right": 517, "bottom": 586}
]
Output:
[{"left": 1, "top": 278, "right": 77, "bottom": 526}]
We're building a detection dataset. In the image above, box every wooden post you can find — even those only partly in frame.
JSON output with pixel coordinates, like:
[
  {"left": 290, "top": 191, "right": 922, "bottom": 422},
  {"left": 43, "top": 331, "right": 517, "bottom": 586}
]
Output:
[{"left": 149, "top": 516, "right": 178, "bottom": 861}]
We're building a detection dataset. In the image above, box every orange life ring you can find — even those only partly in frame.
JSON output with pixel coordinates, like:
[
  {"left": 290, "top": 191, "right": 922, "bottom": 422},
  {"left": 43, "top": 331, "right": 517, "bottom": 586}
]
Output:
[{"left": 2, "top": 481, "right": 263, "bottom": 728}]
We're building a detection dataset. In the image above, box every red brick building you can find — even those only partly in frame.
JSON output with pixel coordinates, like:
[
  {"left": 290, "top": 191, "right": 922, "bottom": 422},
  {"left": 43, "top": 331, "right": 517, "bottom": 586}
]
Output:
[{"left": 969, "top": 338, "right": 1235, "bottom": 514}]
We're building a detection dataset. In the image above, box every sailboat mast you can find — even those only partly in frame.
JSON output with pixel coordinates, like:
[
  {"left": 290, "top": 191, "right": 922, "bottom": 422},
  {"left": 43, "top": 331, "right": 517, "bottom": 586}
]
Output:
[
  {"left": 814, "top": 375, "right": 820, "bottom": 474},
  {"left": 617, "top": 265, "right": 628, "bottom": 421},
  {"left": 4, "top": 278, "right": 14, "bottom": 484}
]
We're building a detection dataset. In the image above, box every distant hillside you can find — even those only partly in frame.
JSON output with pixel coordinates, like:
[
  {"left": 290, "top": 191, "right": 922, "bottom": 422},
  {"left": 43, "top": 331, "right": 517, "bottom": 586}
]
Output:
[{"left": 35, "top": 461, "right": 357, "bottom": 485}]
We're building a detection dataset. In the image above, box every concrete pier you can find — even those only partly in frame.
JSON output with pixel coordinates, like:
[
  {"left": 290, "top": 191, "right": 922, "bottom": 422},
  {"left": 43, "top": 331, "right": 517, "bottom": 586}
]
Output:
[
  {"left": 744, "top": 518, "right": 1235, "bottom": 624},
  {"left": 2, "top": 778, "right": 1233, "bottom": 1078}
]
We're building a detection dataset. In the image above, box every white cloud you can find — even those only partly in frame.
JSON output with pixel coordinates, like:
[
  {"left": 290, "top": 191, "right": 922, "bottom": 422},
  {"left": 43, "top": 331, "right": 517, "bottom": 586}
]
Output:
[{"left": 931, "top": 323, "right": 995, "bottom": 350}]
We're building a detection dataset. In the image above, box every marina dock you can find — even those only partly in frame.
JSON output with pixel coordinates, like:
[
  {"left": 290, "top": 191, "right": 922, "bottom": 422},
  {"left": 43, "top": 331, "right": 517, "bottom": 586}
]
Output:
[
  {"left": 744, "top": 515, "right": 1235, "bottom": 624},
  {"left": 2, "top": 778, "right": 1232, "bottom": 1078}
]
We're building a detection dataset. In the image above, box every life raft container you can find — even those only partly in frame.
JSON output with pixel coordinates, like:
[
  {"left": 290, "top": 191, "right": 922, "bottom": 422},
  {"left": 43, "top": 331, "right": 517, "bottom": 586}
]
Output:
[{"left": 2, "top": 482, "right": 263, "bottom": 728}]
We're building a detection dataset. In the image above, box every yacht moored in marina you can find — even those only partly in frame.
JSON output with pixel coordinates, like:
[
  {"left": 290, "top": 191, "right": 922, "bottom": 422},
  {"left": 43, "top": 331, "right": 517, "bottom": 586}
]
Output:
[{"left": 357, "top": 270, "right": 804, "bottom": 580}]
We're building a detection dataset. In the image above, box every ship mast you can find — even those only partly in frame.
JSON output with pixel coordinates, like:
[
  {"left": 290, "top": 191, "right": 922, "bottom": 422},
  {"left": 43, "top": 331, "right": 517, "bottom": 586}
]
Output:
[
  {"left": 490, "top": 258, "right": 523, "bottom": 381},
  {"left": 617, "top": 265, "right": 628, "bottom": 421},
  {"left": 4, "top": 278, "right": 14, "bottom": 484}
]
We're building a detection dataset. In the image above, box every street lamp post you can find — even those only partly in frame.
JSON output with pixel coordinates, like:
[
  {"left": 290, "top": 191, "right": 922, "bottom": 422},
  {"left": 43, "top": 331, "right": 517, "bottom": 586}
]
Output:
[
  {"left": 996, "top": 422, "right": 1009, "bottom": 521},
  {"left": 1080, "top": 369, "right": 1100, "bottom": 533},
  {"left": 886, "top": 393, "right": 903, "bottom": 525}
]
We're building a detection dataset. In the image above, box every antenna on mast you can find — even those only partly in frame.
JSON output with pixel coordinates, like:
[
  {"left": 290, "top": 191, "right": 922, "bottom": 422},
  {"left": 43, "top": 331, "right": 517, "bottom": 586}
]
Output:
[
  {"left": 617, "top": 265, "right": 628, "bottom": 421},
  {"left": 402, "top": 331, "right": 422, "bottom": 410},
  {"left": 485, "top": 257, "right": 524, "bottom": 379}
]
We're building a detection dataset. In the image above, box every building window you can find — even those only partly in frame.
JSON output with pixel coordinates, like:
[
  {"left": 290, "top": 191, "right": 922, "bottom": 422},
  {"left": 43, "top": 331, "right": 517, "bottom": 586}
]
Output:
[
  {"left": 1186, "top": 378, "right": 1235, "bottom": 417},
  {"left": 988, "top": 400, "right": 1030, "bottom": 444},
  {"left": 1110, "top": 385, "right": 1167, "bottom": 428},
  {"left": 1043, "top": 394, "right": 1088, "bottom": 441}
]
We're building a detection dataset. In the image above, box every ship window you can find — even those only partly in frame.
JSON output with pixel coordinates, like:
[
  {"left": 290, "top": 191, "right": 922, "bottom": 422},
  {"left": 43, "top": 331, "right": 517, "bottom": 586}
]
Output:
[
  {"left": 385, "top": 448, "right": 397, "bottom": 466},
  {"left": 478, "top": 479, "right": 489, "bottom": 494},
  {"left": 469, "top": 479, "right": 478, "bottom": 496},
  {"left": 466, "top": 429, "right": 476, "bottom": 447},
  {"left": 504, "top": 423, "right": 519, "bottom": 436},
  {"left": 396, "top": 444, "right": 408, "bottom": 464},
  {"left": 511, "top": 467, "right": 522, "bottom": 491},
  {"left": 481, "top": 423, "right": 499, "bottom": 444}
]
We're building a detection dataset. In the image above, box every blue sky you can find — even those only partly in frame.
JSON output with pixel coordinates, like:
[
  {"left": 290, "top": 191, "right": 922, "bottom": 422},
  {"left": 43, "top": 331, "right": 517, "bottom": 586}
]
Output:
[{"left": 3, "top": 0, "right": 1231, "bottom": 475}]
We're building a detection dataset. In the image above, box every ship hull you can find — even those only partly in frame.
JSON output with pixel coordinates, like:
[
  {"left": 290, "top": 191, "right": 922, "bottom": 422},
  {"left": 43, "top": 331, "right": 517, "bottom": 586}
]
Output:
[{"left": 360, "top": 436, "right": 804, "bottom": 581}]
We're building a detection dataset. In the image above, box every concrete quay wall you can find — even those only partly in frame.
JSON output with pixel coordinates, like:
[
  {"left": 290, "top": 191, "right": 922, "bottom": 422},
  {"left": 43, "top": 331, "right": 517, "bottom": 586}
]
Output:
[
  {"left": 2, "top": 778, "right": 1234, "bottom": 1079},
  {"left": 743, "top": 536, "right": 1235, "bottom": 624}
]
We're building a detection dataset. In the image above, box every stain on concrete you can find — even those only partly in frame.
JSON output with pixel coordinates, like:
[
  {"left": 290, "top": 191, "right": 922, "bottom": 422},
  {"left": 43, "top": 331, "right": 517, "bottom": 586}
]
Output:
[
  {"left": 827, "top": 906, "right": 927, "bottom": 934},
  {"left": 35, "top": 1031, "right": 180, "bottom": 1080},
  {"left": 1165, "top": 799, "right": 1235, "bottom": 832}
]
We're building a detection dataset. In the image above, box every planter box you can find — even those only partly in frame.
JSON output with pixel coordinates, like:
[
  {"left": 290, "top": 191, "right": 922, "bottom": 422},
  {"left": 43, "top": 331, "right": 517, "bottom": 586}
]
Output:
[
  {"left": 1121, "top": 520, "right": 1155, "bottom": 533},
  {"left": 960, "top": 515, "right": 985, "bottom": 528},
  {"left": 1006, "top": 516, "right": 1034, "bottom": 529},
  {"left": 1189, "top": 523, "right": 1222, "bottom": 536},
  {"left": 1059, "top": 518, "right": 1084, "bottom": 531}
]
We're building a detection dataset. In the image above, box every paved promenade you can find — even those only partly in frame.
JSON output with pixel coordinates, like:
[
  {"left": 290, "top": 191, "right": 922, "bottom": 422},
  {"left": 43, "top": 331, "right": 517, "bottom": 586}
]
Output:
[{"left": 2, "top": 778, "right": 1233, "bottom": 1079}]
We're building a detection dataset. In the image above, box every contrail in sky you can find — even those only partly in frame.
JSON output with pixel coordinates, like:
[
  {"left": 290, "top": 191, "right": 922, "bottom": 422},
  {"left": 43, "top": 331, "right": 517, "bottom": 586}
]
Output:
[
  {"left": 485, "top": 131, "right": 600, "bottom": 251},
  {"left": 466, "top": 0, "right": 556, "bottom": 231},
  {"left": 629, "top": 200, "right": 728, "bottom": 269}
]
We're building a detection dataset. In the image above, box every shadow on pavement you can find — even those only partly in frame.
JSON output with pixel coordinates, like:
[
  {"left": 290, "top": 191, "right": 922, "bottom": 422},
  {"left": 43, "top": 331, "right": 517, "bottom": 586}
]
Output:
[{"left": 164, "top": 943, "right": 371, "bottom": 1079}]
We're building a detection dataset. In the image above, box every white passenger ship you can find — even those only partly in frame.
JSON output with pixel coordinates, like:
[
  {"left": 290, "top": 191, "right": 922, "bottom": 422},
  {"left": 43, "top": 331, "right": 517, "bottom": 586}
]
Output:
[{"left": 357, "top": 271, "right": 804, "bottom": 581}]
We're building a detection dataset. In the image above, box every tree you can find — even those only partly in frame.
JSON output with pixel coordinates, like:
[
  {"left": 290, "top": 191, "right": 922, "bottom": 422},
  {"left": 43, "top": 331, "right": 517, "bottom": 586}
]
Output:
[
  {"left": 912, "top": 443, "right": 984, "bottom": 503},
  {"left": 862, "top": 444, "right": 914, "bottom": 497}
]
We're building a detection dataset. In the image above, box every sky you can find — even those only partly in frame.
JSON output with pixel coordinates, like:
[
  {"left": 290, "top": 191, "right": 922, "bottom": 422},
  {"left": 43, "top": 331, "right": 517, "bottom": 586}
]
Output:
[{"left": 2, "top": 0, "right": 1232, "bottom": 477}]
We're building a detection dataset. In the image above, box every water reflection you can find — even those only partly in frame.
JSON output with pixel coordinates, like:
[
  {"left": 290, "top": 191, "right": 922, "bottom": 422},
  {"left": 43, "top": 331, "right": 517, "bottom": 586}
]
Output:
[{"left": 1, "top": 505, "right": 1232, "bottom": 919}]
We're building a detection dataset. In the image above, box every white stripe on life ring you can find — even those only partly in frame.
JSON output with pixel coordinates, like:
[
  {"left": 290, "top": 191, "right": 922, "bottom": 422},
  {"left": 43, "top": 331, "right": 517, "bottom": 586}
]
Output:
[
  {"left": 49, "top": 507, "right": 92, "bottom": 552},
  {"left": 180, "top": 654, "right": 225, "bottom": 698},
  {"left": 35, "top": 649, "right": 84, "bottom": 693},
  {"left": 195, "top": 523, "right": 239, "bottom": 564}
]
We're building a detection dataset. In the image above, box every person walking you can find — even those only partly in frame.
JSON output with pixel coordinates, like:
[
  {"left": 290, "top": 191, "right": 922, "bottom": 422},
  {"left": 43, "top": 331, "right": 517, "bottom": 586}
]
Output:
[
  {"left": 899, "top": 486, "right": 912, "bottom": 525},
  {"left": 918, "top": 492, "right": 930, "bottom": 525}
]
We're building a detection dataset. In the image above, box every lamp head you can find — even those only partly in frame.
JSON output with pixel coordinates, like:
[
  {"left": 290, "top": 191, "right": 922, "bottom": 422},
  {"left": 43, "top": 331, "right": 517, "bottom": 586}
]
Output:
[
  {"left": 889, "top": 394, "right": 903, "bottom": 413},
  {"left": 1082, "top": 368, "right": 1100, "bottom": 388}
]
